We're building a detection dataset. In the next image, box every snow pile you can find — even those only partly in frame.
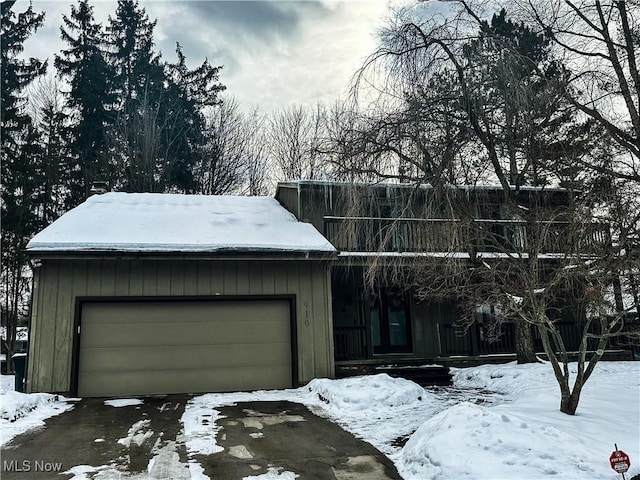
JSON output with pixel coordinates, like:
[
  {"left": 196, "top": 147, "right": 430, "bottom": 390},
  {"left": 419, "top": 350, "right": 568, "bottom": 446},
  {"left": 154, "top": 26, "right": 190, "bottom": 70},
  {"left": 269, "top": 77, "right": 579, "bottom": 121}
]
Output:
[
  {"left": 117, "top": 419, "right": 154, "bottom": 448},
  {"left": 396, "top": 402, "right": 595, "bottom": 479},
  {"left": 451, "top": 360, "right": 555, "bottom": 398},
  {"left": 390, "top": 361, "right": 640, "bottom": 480},
  {"left": 26, "top": 193, "right": 336, "bottom": 254},
  {"left": 307, "top": 374, "right": 423, "bottom": 410},
  {"left": 182, "top": 363, "right": 638, "bottom": 480},
  {"left": 305, "top": 374, "right": 444, "bottom": 452},
  {"left": 0, "top": 375, "right": 74, "bottom": 446},
  {"left": 1, "top": 391, "right": 64, "bottom": 422}
]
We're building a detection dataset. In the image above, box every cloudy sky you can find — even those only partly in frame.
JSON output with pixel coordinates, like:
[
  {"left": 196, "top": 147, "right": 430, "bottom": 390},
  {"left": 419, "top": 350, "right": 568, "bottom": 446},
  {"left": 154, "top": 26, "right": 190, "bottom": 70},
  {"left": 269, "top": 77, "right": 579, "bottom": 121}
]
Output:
[{"left": 22, "top": 0, "right": 405, "bottom": 113}]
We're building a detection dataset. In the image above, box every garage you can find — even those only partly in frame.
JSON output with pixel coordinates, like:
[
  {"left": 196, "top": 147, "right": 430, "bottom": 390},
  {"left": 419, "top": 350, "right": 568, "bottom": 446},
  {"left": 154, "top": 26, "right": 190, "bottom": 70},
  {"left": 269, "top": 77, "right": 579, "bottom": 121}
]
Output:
[
  {"left": 77, "top": 299, "right": 293, "bottom": 397},
  {"left": 26, "top": 193, "right": 336, "bottom": 395}
]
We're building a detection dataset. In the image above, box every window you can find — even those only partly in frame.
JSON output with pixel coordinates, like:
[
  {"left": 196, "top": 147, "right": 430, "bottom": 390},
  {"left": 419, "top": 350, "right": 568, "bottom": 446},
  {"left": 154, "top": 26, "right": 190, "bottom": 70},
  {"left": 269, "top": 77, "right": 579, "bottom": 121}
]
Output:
[{"left": 365, "top": 289, "right": 413, "bottom": 354}]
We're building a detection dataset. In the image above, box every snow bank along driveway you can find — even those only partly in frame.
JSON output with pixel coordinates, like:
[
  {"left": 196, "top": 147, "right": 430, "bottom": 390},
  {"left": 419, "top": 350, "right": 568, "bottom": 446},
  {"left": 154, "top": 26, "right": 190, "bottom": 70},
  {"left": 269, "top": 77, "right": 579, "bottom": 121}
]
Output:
[
  {"left": 0, "top": 375, "right": 74, "bottom": 446},
  {"left": 1, "top": 360, "right": 639, "bottom": 479}
]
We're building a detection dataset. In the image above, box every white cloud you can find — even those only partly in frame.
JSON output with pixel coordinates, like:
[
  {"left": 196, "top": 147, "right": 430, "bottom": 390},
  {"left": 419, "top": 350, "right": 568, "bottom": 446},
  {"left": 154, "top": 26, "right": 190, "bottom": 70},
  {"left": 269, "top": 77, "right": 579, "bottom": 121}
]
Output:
[{"left": 20, "top": 0, "right": 393, "bottom": 113}]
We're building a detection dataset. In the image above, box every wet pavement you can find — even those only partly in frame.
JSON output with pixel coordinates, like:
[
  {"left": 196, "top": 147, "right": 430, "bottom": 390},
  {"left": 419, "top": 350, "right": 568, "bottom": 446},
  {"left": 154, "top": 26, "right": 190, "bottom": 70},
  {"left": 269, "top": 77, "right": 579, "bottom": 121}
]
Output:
[{"left": 0, "top": 397, "right": 401, "bottom": 480}]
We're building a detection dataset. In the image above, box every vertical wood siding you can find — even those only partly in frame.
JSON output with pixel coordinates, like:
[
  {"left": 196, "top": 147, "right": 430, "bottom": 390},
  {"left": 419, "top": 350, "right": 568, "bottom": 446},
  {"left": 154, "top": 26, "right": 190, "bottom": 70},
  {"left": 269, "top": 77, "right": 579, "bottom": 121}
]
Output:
[{"left": 28, "top": 258, "right": 333, "bottom": 393}]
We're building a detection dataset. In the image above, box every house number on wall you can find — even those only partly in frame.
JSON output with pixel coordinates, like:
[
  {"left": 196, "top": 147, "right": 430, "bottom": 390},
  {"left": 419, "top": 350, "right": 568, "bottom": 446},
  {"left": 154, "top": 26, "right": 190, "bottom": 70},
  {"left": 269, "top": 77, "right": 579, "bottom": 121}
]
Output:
[{"left": 304, "top": 302, "right": 310, "bottom": 326}]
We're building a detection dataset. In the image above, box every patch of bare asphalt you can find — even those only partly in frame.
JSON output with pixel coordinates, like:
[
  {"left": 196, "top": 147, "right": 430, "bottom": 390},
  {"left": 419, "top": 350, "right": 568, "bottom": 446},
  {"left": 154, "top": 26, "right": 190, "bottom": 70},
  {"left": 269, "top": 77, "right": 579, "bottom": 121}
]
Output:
[{"left": 194, "top": 401, "right": 401, "bottom": 480}]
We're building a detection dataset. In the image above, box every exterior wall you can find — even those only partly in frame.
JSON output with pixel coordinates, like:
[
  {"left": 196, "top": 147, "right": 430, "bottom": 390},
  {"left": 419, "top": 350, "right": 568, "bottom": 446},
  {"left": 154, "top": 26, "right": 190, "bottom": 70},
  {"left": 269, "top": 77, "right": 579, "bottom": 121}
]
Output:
[
  {"left": 28, "top": 258, "right": 334, "bottom": 394},
  {"left": 275, "top": 185, "right": 300, "bottom": 221},
  {"left": 275, "top": 182, "right": 593, "bottom": 365},
  {"left": 331, "top": 267, "right": 451, "bottom": 361},
  {"left": 413, "top": 301, "right": 457, "bottom": 358},
  {"left": 412, "top": 302, "right": 446, "bottom": 358},
  {"left": 276, "top": 183, "right": 341, "bottom": 235},
  {"left": 276, "top": 182, "right": 579, "bottom": 255}
]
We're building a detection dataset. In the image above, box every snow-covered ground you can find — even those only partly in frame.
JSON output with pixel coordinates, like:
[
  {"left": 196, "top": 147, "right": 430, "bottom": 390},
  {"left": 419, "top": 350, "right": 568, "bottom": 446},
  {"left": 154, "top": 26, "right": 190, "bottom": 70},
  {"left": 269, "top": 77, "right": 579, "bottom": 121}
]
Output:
[
  {"left": 2, "top": 361, "right": 639, "bottom": 479},
  {"left": 0, "top": 374, "right": 75, "bottom": 446}
]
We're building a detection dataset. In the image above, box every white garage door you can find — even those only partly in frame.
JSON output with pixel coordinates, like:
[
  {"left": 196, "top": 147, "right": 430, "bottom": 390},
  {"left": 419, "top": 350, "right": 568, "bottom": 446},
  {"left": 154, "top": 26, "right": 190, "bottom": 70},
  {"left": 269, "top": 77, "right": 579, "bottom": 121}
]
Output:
[{"left": 77, "top": 299, "right": 292, "bottom": 397}]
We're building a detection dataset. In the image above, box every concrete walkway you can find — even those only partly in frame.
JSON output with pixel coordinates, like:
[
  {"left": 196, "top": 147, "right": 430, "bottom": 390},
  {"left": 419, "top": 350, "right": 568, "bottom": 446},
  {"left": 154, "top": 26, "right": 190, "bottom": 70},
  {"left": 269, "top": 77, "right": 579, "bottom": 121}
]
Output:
[{"left": 1, "top": 397, "right": 402, "bottom": 480}]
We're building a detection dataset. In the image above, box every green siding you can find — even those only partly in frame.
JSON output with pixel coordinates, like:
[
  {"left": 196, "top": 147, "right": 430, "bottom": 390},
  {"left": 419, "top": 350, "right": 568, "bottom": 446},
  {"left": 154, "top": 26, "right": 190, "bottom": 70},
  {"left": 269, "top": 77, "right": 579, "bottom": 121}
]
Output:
[
  {"left": 275, "top": 185, "right": 300, "bottom": 219},
  {"left": 28, "top": 258, "right": 334, "bottom": 394}
]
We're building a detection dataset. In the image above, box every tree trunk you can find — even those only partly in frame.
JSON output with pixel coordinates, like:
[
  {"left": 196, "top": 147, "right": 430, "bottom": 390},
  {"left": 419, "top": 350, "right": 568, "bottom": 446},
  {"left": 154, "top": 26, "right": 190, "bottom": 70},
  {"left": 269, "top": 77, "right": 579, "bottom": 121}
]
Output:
[
  {"left": 560, "top": 393, "right": 579, "bottom": 415},
  {"left": 515, "top": 317, "right": 538, "bottom": 363},
  {"left": 560, "top": 385, "right": 583, "bottom": 415}
]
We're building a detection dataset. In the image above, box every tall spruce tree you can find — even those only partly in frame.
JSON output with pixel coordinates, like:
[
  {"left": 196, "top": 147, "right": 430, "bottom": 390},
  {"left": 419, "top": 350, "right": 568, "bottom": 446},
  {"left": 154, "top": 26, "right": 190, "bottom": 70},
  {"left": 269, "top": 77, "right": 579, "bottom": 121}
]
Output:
[
  {"left": 106, "top": 0, "right": 225, "bottom": 192},
  {"left": 55, "top": 0, "right": 113, "bottom": 205},
  {"left": 106, "top": 0, "right": 167, "bottom": 192},
  {"left": 162, "top": 43, "right": 225, "bottom": 192},
  {"left": 1, "top": 1, "right": 46, "bottom": 141},
  {"left": 1, "top": 0, "right": 47, "bottom": 371},
  {"left": 106, "top": 0, "right": 158, "bottom": 114}
]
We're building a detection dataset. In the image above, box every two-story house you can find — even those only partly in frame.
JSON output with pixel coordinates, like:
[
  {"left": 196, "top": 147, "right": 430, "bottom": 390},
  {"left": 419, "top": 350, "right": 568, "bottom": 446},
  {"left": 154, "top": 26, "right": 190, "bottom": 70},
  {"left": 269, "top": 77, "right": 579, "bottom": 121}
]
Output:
[
  {"left": 23, "top": 181, "right": 621, "bottom": 396},
  {"left": 276, "top": 180, "right": 613, "bottom": 374}
]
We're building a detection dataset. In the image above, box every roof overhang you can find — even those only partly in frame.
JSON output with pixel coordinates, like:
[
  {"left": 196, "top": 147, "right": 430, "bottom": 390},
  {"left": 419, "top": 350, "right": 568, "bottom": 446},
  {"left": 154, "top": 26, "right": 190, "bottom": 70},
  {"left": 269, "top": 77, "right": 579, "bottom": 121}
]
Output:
[{"left": 26, "top": 249, "right": 338, "bottom": 262}]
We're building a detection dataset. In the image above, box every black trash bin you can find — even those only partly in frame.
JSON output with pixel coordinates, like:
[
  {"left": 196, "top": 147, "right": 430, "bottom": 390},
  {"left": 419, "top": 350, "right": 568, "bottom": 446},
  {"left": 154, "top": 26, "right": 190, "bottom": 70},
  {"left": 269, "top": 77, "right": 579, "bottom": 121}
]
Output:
[{"left": 12, "top": 353, "right": 27, "bottom": 393}]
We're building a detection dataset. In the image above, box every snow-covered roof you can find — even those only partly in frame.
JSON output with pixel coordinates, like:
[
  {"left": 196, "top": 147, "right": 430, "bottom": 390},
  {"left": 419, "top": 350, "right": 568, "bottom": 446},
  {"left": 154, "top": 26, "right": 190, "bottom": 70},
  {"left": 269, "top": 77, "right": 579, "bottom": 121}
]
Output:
[{"left": 27, "top": 193, "right": 336, "bottom": 255}]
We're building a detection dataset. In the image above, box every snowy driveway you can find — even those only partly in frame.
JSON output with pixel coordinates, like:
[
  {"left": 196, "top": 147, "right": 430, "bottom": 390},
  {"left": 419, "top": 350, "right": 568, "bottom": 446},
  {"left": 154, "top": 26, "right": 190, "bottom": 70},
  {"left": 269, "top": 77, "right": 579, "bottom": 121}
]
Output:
[
  {"left": 0, "top": 395, "right": 401, "bottom": 480},
  {"left": 2, "top": 362, "right": 639, "bottom": 479}
]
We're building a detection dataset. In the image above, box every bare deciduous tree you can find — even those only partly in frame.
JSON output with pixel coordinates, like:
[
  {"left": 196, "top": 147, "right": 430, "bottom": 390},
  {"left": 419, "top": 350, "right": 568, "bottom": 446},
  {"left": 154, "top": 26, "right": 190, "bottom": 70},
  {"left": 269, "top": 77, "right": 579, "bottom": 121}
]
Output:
[
  {"left": 195, "top": 98, "right": 269, "bottom": 195},
  {"left": 331, "top": 0, "right": 639, "bottom": 413},
  {"left": 347, "top": 3, "right": 591, "bottom": 363},
  {"left": 109, "top": 85, "right": 173, "bottom": 193},
  {"left": 523, "top": 0, "right": 640, "bottom": 170},
  {"left": 268, "top": 103, "right": 330, "bottom": 181},
  {"left": 414, "top": 190, "right": 635, "bottom": 414},
  {"left": 26, "top": 75, "right": 72, "bottom": 223}
]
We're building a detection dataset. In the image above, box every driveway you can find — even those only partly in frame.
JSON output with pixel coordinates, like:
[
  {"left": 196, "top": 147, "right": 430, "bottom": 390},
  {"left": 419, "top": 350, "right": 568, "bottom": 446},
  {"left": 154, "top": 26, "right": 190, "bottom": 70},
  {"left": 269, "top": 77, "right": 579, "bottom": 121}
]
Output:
[{"left": 0, "top": 396, "right": 402, "bottom": 479}]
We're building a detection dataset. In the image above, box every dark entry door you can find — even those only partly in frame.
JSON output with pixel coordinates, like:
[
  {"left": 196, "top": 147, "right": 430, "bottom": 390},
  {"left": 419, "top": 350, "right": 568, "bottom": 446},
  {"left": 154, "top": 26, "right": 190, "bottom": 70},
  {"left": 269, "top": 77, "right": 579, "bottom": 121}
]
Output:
[{"left": 368, "top": 290, "right": 413, "bottom": 354}]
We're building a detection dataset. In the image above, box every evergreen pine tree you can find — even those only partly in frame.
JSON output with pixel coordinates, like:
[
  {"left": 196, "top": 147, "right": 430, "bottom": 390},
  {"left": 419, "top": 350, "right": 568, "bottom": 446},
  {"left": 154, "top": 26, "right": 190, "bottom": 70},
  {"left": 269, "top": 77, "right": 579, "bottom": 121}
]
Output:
[
  {"left": 105, "top": 0, "right": 166, "bottom": 191},
  {"left": 1, "top": 0, "right": 47, "bottom": 372},
  {"left": 162, "top": 43, "right": 225, "bottom": 192},
  {"left": 1, "top": 1, "right": 46, "bottom": 143},
  {"left": 55, "top": 0, "right": 114, "bottom": 205},
  {"left": 105, "top": 0, "right": 225, "bottom": 193},
  {"left": 462, "top": 9, "right": 582, "bottom": 187},
  {"left": 106, "top": 0, "right": 158, "bottom": 113}
]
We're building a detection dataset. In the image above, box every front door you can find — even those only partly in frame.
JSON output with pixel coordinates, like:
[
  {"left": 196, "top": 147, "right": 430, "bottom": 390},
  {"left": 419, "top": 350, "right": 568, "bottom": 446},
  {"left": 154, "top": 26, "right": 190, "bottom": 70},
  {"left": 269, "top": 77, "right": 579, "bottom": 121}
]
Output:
[{"left": 368, "top": 290, "right": 413, "bottom": 354}]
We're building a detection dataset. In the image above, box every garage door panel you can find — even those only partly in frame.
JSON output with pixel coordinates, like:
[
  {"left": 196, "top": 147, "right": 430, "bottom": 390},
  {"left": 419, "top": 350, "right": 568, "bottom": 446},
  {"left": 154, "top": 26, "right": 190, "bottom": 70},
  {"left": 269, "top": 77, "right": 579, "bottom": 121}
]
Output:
[
  {"left": 80, "top": 365, "right": 292, "bottom": 397},
  {"left": 80, "top": 318, "right": 290, "bottom": 348},
  {"left": 78, "top": 300, "right": 293, "bottom": 396},
  {"left": 81, "top": 301, "right": 288, "bottom": 324},
  {"left": 80, "top": 342, "right": 292, "bottom": 372}
]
